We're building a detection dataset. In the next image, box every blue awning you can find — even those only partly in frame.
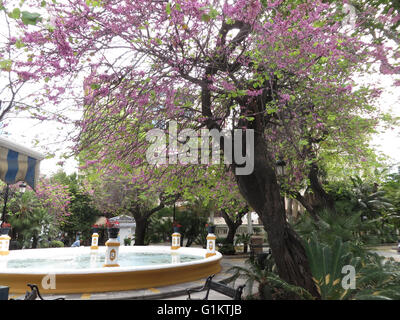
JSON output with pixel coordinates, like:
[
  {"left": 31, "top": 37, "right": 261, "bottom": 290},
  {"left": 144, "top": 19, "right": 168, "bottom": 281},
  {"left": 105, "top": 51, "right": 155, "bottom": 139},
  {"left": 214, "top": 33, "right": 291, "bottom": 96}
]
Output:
[{"left": 0, "top": 137, "right": 45, "bottom": 189}]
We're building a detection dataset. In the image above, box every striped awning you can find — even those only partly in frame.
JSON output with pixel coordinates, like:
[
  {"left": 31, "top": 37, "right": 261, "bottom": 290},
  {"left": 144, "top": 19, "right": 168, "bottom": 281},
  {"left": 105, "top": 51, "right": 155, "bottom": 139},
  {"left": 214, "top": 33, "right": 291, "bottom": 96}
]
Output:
[{"left": 0, "top": 137, "right": 45, "bottom": 189}]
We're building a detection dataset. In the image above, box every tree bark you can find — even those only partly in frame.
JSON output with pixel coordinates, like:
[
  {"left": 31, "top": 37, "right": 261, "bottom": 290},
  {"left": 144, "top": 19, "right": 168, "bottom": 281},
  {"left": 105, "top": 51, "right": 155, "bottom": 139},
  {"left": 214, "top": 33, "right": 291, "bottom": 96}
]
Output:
[
  {"left": 234, "top": 137, "right": 320, "bottom": 299},
  {"left": 308, "top": 163, "right": 336, "bottom": 214}
]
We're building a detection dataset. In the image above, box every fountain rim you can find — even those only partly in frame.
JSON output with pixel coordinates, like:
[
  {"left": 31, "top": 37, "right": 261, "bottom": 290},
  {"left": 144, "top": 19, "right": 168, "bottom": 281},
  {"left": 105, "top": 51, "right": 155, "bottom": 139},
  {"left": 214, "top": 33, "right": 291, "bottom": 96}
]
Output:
[{"left": 0, "top": 245, "right": 222, "bottom": 274}]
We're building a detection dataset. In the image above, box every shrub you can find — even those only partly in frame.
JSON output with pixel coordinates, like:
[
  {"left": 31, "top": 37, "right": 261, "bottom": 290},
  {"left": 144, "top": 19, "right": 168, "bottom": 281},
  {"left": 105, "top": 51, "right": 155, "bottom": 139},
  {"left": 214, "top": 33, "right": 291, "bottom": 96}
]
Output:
[
  {"left": 49, "top": 240, "right": 64, "bottom": 248},
  {"left": 218, "top": 243, "right": 236, "bottom": 255},
  {"left": 124, "top": 238, "right": 132, "bottom": 246}
]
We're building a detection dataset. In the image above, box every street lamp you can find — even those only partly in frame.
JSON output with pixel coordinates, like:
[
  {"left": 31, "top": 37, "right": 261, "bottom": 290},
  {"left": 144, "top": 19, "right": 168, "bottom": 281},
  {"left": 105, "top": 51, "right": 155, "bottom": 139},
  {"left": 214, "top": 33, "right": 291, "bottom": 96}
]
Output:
[
  {"left": 19, "top": 182, "right": 26, "bottom": 193},
  {"left": 1, "top": 184, "right": 10, "bottom": 224},
  {"left": 276, "top": 158, "right": 286, "bottom": 177}
]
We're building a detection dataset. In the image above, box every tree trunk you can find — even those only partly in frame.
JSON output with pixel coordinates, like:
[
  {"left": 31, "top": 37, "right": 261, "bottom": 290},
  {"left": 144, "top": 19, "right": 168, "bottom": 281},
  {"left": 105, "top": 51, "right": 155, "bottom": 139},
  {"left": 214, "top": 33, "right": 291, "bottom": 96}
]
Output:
[
  {"left": 131, "top": 202, "right": 167, "bottom": 245},
  {"left": 220, "top": 209, "right": 246, "bottom": 246},
  {"left": 308, "top": 163, "right": 336, "bottom": 214},
  {"left": 234, "top": 138, "right": 320, "bottom": 299},
  {"left": 133, "top": 216, "right": 148, "bottom": 246},
  {"left": 200, "top": 55, "right": 319, "bottom": 297}
]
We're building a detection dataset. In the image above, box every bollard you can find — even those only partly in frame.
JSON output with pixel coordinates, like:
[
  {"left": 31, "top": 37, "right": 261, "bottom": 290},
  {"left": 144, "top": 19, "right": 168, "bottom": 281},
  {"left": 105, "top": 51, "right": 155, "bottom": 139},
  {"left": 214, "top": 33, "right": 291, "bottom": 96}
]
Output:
[
  {"left": 91, "top": 232, "right": 99, "bottom": 250},
  {"left": 0, "top": 286, "right": 9, "bottom": 300},
  {"left": 103, "top": 237, "right": 120, "bottom": 267},
  {"left": 171, "top": 228, "right": 181, "bottom": 250},
  {"left": 0, "top": 234, "right": 11, "bottom": 256},
  {"left": 206, "top": 226, "right": 216, "bottom": 258}
]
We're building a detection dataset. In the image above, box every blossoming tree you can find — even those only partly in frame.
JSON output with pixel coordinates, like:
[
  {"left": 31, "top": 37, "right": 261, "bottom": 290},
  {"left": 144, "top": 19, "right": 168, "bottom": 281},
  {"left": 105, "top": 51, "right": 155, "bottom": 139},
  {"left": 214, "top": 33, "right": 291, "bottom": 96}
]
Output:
[{"left": 4, "top": 0, "right": 400, "bottom": 297}]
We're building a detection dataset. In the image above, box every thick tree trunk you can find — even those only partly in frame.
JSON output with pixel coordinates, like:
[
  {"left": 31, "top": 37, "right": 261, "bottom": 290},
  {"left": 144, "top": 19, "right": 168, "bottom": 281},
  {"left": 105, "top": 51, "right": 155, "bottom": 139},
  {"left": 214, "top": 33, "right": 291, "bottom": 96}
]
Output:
[{"left": 234, "top": 138, "right": 320, "bottom": 299}]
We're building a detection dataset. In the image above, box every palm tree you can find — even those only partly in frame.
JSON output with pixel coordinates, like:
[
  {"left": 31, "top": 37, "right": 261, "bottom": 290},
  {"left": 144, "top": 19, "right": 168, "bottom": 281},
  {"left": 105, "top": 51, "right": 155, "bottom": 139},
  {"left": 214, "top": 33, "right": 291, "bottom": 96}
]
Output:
[
  {"left": 350, "top": 176, "right": 394, "bottom": 219},
  {"left": 8, "top": 191, "right": 53, "bottom": 248},
  {"left": 229, "top": 254, "right": 314, "bottom": 300},
  {"left": 235, "top": 233, "right": 251, "bottom": 254}
]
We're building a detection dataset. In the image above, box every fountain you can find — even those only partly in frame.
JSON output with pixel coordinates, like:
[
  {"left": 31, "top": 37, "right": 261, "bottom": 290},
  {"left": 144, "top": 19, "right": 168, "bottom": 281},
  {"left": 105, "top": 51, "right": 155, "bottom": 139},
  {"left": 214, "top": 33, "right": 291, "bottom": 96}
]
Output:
[{"left": 0, "top": 246, "right": 222, "bottom": 294}]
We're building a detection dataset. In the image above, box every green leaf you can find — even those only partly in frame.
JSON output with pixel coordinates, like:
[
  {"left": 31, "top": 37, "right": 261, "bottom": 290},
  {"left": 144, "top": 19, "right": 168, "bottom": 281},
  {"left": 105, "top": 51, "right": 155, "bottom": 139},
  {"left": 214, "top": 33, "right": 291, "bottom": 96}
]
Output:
[
  {"left": 166, "top": 2, "right": 171, "bottom": 15},
  {"left": 90, "top": 83, "right": 101, "bottom": 90},
  {"left": 21, "top": 11, "right": 41, "bottom": 25},
  {"left": 9, "top": 8, "right": 21, "bottom": 19},
  {"left": 209, "top": 8, "right": 218, "bottom": 19},
  {"left": 15, "top": 39, "right": 25, "bottom": 49},
  {"left": 0, "top": 59, "right": 12, "bottom": 71},
  {"left": 201, "top": 13, "right": 211, "bottom": 22}
]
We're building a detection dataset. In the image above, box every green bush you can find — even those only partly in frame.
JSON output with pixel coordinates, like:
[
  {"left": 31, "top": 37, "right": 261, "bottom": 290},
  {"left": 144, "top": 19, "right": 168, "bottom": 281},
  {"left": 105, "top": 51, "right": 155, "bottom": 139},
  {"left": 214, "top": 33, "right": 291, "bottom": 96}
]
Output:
[
  {"left": 216, "top": 237, "right": 236, "bottom": 255},
  {"left": 124, "top": 238, "right": 132, "bottom": 246},
  {"left": 218, "top": 243, "right": 236, "bottom": 255},
  {"left": 49, "top": 240, "right": 64, "bottom": 248}
]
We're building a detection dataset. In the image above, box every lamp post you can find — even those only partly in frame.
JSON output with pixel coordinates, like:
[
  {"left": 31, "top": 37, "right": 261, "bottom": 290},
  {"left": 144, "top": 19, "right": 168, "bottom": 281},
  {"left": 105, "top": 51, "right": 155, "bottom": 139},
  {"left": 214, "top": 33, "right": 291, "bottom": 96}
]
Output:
[{"left": 1, "top": 184, "right": 10, "bottom": 225}]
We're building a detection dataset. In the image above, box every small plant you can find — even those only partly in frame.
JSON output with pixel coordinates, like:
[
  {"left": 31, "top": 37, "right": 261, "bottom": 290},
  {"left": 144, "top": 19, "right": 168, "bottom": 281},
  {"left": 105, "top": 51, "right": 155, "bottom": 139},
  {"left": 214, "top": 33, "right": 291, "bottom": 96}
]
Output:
[
  {"left": 173, "top": 221, "right": 182, "bottom": 231},
  {"left": 229, "top": 255, "right": 314, "bottom": 300},
  {"left": 1, "top": 222, "right": 11, "bottom": 228},
  {"left": 124, "top": 237, "right": 132, "bottom": 246},
  {"left": 106, "top": 219, "right": 119, "bottom": 229}
]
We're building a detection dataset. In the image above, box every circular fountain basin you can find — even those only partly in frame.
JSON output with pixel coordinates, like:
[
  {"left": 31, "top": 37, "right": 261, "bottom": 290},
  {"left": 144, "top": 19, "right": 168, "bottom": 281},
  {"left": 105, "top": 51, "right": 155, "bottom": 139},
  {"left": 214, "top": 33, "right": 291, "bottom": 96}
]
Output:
[{"left": 0, "top": 246, "right": 222, "bottom": 294}]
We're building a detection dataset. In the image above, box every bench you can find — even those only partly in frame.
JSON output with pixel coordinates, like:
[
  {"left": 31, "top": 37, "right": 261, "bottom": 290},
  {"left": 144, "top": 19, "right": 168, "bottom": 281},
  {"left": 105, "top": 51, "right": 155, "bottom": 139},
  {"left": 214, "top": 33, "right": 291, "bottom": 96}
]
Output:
[
  {"left": 186, "top": 274, "right": 245, "bottom": 300},
  {"left": 10, "top": 284, "right": 65, "bottom": 300}
]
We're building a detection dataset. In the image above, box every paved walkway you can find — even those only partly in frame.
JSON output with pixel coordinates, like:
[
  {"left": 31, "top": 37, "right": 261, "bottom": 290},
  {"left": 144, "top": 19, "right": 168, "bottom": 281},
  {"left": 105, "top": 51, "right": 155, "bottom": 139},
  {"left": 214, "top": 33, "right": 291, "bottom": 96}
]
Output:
[
  {"left": 370, "top": 245, "right": 400, "bottom": 262},
  {"left": 8, "top": 256, "right": 250, "bottom": 300}
]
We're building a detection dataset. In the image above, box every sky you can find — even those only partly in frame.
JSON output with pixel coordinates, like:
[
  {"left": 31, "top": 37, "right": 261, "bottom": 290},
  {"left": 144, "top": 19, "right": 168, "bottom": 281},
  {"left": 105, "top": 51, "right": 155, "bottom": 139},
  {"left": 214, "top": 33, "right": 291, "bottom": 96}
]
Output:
[{"left": 369, "top": 73, "right": 400, "bottom": 172}]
